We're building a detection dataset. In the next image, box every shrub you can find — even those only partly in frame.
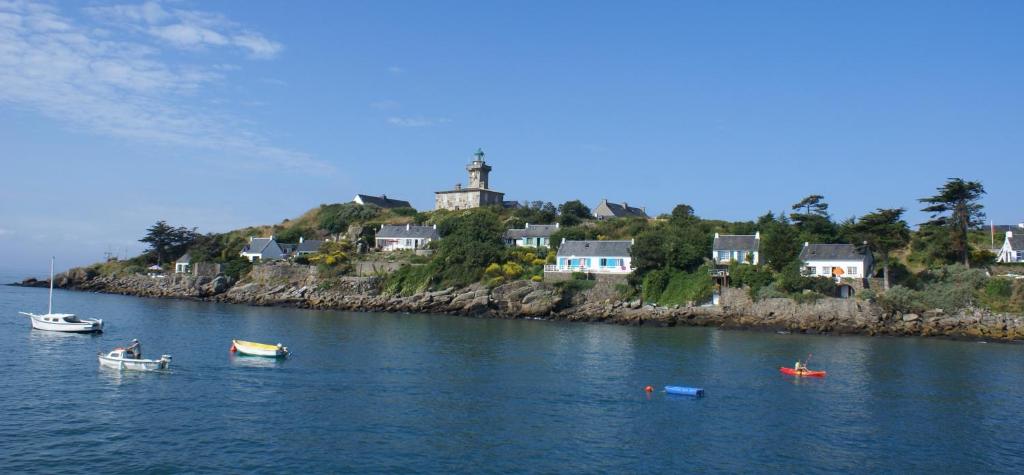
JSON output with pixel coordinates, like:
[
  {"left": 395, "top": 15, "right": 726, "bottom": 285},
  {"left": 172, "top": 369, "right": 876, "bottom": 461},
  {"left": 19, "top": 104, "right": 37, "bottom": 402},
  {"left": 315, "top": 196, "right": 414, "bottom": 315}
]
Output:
[
  {"left": 985, "top": 278, "right": 1012, "bottom": 299},
  {"left": 502, "top": 262, "right": 524, "bottom": 279},
  {"left": 656, "top": 268, "right": 714, "bottom": 306},
  {"left": 642, "top": 269, "right": 670, "bottom": 303},
  {"left": 221, "top": 257, "right": 252, "bottom": 280},
  {"left": 383, "top": 264, "right": 433, "bottom": 296},
  {"left": 530, "top": 275, "right": 542, "bottom": 282},
  {"left": 728, "top": 262, "right": 774, "bottom": 296},
  {"left": 755, "top": 283, "right": 787, "bottom": 300},
  {"left": 877, "top": 285, "right": 924, "bottom": 313}
]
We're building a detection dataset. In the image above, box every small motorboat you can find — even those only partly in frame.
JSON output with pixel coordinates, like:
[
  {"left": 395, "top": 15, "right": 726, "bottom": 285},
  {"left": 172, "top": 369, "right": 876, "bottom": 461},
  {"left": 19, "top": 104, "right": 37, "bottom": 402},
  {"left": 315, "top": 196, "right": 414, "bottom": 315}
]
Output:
[
  {"left": 19, "top": 258, "right": 102, "bottom": 333},
  {"left": 98, "top": 340, "right": 171, "bottom": 371},
  {"left": 779, "top": 366, "right": 827, "bottom": 377},
  {"left": 231, "top": 339, "right": 289, "bottom": 358}
]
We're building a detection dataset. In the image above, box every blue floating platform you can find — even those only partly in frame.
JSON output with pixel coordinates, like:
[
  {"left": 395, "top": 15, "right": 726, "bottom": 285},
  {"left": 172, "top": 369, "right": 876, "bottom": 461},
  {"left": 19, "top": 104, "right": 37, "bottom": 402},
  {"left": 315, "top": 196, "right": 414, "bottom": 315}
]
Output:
[{"left": 665, "top": 385, "right": 704, "bottom": 397}]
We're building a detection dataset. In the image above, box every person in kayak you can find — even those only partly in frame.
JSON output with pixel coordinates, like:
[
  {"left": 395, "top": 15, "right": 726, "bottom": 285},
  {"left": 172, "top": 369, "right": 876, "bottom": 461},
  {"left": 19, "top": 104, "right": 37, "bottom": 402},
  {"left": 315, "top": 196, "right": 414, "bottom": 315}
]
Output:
[{"left": 794, "top": 360, "right": 805, "bottom": 373}]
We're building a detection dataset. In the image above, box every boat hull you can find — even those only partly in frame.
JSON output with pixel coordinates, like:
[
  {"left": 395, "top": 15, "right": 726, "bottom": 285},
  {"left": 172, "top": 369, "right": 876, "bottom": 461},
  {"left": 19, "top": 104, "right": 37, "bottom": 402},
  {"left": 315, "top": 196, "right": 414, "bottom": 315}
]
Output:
[
  {"left": 779, "top": 367, "right": 827, "bottom": 377},
  {"left": 232, "top": 340, "right": 288, "bottom": 358},
  {"left": 98, "top": 354, "right": 171, "bottom": 371},
  {"left": 24, "top": 313, "right": 103, "bottom": 333}
]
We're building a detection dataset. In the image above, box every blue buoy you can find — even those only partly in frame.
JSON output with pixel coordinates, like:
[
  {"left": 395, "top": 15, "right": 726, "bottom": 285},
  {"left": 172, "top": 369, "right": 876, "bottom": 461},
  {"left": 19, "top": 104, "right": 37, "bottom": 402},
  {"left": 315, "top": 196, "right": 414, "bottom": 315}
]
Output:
[{"left": 664, "top": 385, "right": 704, "bottom": 397}]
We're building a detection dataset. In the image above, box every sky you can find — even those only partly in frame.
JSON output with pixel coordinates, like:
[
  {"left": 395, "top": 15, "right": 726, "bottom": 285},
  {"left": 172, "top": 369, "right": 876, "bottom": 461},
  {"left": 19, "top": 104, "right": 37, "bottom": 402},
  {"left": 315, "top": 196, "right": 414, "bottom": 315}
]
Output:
[{"left": 1, "top": 0, "right": 1022, "bottom": 274}]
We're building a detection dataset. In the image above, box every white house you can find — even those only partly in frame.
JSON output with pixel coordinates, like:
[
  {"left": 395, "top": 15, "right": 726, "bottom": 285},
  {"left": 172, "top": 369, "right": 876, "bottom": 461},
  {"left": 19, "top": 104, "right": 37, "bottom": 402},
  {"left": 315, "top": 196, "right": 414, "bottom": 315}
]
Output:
[
  {"left": 375, "top": 224, "right": 439, "bottom": 251},
  {"left": 997, "top": 231, "right": 1024, "bottom": 263},
  {"left": 504, "top": 223, "right": 559, "bottom": 248},
  {"left": 799, "top": 243, "right": 874, "bottom": 298},
  {"left": 546, "top": 239, "right": 633, "bottom": 274},
  {"left": 240, "top": 236, "right": 286, "bottom": 262},
  {"left": 712, "top": 232, "right": 761, "bottom": 265},
  {"left": 174, "top": 253, "right": 191, "bottom": 274}
]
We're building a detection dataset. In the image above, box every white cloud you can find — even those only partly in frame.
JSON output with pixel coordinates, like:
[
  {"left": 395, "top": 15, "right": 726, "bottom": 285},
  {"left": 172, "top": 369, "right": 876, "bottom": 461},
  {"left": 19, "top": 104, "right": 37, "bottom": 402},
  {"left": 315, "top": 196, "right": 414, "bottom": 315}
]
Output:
[
  {"left": 0, "top": 1, "right": 328, "bottom": 172},
  {"left": 85, "top": 1, "right": 282, "bottom": 59},
  {"left": 387, "top": 116, "right": 451, "bottom": 127}
]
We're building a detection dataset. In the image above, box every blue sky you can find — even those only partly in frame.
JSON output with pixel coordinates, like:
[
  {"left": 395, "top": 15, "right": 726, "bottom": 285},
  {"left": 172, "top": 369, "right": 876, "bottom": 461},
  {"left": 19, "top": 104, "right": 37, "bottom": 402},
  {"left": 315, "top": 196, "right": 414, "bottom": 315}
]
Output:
[{"left": 1, "top": 0, "right": 1022, "bottom": 274}]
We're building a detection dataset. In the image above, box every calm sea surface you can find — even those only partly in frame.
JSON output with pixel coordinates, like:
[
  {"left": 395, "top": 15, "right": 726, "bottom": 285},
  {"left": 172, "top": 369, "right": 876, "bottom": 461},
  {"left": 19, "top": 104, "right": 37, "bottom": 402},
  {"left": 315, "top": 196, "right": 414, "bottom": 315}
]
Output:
[{"left": 1, "top": 269, "right": 1023, "bottom": 473}]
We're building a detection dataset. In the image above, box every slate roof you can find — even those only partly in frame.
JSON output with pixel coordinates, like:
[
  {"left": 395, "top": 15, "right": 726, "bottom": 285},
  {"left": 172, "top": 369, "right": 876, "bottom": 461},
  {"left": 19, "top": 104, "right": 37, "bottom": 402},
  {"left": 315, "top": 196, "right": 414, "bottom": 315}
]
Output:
[
  {"left": 504, "top": 224, "right": 559, "bottom": 239},
  {"left": 713, "top": 235, "right": 759, "bottom": 251},
  {"left": 175, "top": 253, "right": 190, "bottom": 264},
  {"left": 243, "top": 238, "right": 277, "bottom": 254},
  {"left": 799, "top": 243, "right": 870, "bottom": 261},
  {"left": 596, "top": 200, "right": 648, "bottom": 218},
  {"left": 354, "top": 194, "right": 413, "bottom": 209},
  {"left": 297, "top": 239, "right": 324, "bottom": 253},
  {"left": 557, "top": 240, "right": 632, "bottom": 257},
  {"left": 1008, "top": 234, "right": 1024, "bottom": 250},
  {"left": 376, "top": 225, "right": 440, "bottom": 240}
]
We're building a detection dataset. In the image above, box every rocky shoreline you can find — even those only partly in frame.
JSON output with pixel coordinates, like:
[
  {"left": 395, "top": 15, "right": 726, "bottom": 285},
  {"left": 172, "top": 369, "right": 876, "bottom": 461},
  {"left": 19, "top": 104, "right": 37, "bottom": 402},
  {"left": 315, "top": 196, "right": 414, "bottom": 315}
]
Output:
[{"left": 12, "top": 264, "right": 1024, "bottom": 341}]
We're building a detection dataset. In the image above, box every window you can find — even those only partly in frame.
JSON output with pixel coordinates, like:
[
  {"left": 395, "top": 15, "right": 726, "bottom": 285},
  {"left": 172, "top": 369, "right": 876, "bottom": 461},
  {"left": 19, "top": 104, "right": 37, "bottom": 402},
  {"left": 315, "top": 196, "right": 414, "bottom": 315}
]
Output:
[
  {"left": 1017, "top": 251, "right": 1024, "bottom": 261},
  {"left": 821, "top": 267, "right": 832, "bottom": 275},
  {"left": 847, "top": 266, "right": 858, "bottom": 276},
  {"left": 405, "top": 239, "right": 412, "bottom": 247},
  {"left": 717, "top": 251, "right": 730, "bottom": 262},
  {"left": 804, "top": 266, "right": 815, "bottom": 275},
  {"left": 601, "top": 258, "right": 620, "bottom": 267}
]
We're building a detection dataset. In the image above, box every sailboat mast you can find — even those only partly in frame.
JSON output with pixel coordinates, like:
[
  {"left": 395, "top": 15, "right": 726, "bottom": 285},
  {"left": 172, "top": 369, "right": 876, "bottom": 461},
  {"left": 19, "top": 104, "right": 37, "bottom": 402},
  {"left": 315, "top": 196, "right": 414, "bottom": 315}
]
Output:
[{"left": 48, "top": 257, "right": 54, "bottom": 315}]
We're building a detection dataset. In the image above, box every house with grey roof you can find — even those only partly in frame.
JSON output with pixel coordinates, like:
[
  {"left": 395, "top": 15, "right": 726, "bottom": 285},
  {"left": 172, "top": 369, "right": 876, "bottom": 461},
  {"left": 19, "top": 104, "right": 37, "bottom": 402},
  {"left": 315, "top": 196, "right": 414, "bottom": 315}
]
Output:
[
  {"left": 375, "top": 224, "right": 439, "bottom": 251},
  {"left": 174, "top": 253, "right": 191, "bottom": 274},
  {"left": 997, "top": 230, "right": 1024, "bottom": 263},
  {"left": 295, "top": 237, "right": 324, "bottom": 256},
  {"left": 353, "top": 194, "right": 413, "bottom": 209},
  {"left": 799, "top": 242, "right": 874, "bottom": 297},
  {"left": 546, "top": 239, "right": 633, "bottom": 275},
  {"left": 240, "top": 236, "right": 286, "bottom": 262},
  {"left": 504, "top": 223, "right": 559, "bottom": 248},
  {"left": 712, "top": 232, "right": 761, "bottom": 265},
  {"left": 593, "top": 199, "right": 648, "bottom": 220}
]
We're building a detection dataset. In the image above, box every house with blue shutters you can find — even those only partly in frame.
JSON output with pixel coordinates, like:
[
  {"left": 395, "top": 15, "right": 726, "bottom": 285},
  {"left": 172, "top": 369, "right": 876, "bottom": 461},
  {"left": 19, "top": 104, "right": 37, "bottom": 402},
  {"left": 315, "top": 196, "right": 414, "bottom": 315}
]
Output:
[
  {"left": 546, "top": 239, "right": 633, "bottom": 275},
  {"left": 504, "top": 223, "right": 559, "bottom": 248}
]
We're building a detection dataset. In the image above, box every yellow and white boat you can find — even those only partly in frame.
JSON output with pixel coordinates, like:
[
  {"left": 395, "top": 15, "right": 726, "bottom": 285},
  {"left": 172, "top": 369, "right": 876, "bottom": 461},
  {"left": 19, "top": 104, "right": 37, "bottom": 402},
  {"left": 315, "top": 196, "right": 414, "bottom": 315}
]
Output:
[{"left": 231, "top": 339, "right": 289, "bottom": 358}]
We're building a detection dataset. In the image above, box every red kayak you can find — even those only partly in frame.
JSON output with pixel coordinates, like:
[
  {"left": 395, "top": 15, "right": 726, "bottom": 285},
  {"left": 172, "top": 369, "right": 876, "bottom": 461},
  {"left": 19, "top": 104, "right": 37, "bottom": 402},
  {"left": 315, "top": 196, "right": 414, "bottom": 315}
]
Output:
[{"left": 780, "top": 367, "right": 827, "bottom": 377}]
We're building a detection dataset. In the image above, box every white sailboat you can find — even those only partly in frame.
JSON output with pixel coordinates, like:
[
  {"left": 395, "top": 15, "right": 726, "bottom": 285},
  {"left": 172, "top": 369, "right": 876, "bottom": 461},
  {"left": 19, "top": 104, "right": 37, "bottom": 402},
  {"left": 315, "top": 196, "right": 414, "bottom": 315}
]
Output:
[{"left": 19, "top": 258, "right": 103, "bottom": 333}]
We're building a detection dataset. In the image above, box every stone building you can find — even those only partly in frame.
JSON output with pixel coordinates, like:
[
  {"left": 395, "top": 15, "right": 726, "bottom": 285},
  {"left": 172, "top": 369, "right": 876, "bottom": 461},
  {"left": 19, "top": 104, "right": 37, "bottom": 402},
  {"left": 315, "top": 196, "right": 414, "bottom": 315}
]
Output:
[{"left": 435, "top": 149, "right": 505, "bottom": 210}]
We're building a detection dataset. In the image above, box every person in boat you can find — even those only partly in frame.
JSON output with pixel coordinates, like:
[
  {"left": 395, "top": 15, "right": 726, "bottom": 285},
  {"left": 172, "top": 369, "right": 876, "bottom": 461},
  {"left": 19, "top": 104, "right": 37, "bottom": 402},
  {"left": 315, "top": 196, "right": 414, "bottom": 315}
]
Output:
[
  {"left": 794, "top": 360, "right": 805, "bottom": 373},
  {"left": 126, "top": 339, "right": 142, "bottom": 359}
]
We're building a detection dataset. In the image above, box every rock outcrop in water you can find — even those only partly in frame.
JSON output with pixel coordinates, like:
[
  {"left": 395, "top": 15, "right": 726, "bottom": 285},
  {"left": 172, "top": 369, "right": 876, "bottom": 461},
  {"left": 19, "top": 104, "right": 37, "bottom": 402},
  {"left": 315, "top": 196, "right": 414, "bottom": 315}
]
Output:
[{"left": 16, "top": 263, "right": 1024, "bottom": 341}]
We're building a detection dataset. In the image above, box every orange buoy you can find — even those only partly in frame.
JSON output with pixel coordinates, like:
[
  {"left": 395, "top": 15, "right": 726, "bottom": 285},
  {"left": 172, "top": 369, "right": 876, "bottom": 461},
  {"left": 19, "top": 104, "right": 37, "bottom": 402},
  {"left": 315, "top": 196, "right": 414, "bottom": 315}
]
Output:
[{"left": 644, "top": 385, "right": 654, "bottom": 393}]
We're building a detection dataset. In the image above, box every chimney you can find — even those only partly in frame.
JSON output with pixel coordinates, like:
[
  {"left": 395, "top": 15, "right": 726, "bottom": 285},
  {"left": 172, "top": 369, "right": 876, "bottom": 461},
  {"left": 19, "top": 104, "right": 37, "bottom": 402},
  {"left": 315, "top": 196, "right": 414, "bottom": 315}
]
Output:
[
  {"left": 1007, "top": 231, "right": 1014, "bottom": 238},
  {"left": 432, "top": 224, "right": 437, "bottom": 229},
  {"left": 249, "top": 236, "right": 253, "bottom": 242},
  {"left": 804, "top": 242, "right": 809, "bottom": 247},
  {"left": 623, "top": 202, "right": 628, "bottom": 208},
  {"left": 631, "top": 238, "right": 635, "bottom": 245},
  {"left": 406, "top": 223, "right": 411, "bottom": 230},
  {"left": 455, "top": 183, "right": 462, "bottom": 190},
  {"left": 561, "top": 237, "right": 566, "bottom": 244},
  {"left": 755, "top": 231, "right": 760, "bottom": 240},
  {"left": 714, "top": 232, "right": 720, "bottom": 239},
  {"left": 525, "top": 223, "right": 529, "bottom": 229},
  {"left": 555, "top": 223, "right": 560, "bottom": 228},
  {"left": 300, "top": 237, "right": 304, "bottom": 243},
  {"left": 380, "top": 224, "right": 384, "bottom": 231},
  {"left": 382, "top": 194, "right": 387, "bottom": 199}
]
